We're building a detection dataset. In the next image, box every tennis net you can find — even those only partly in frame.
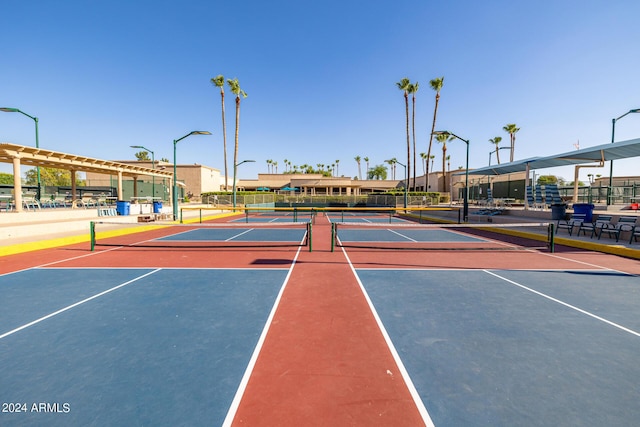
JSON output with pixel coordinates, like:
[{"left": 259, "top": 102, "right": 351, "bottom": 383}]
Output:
[
  {"left": 331, "top": 221, "right": 555, "bottom": 252},
  {"left": 90, "top": 220, "right": 313, "bottom": 251}
]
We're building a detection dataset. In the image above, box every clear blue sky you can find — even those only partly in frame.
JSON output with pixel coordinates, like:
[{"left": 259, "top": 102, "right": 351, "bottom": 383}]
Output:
[{"left": 2, "top": 0, "right": 639, "bottom": 184}]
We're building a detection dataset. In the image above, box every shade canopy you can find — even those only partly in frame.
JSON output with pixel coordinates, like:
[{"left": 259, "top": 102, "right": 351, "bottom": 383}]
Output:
[{"left": 458, "top": 137, "right": 640, "bottom": 176}]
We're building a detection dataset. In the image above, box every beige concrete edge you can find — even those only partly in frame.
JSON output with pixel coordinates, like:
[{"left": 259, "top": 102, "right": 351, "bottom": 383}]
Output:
[{"left": 0, "top": 212, "right": 242, "bottom": 258}]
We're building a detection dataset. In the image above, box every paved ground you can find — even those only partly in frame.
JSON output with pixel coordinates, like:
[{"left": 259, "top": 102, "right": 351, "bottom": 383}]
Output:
[{"left": 1, "top": 205, "right": 639, "bottom": 259}]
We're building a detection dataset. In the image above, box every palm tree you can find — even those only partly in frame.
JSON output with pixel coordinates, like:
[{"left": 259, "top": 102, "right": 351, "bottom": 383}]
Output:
[
  {"left": 211, "top": 75, "right": 228, "bottom": 190},
  {"left": 489, "top": 136, "right": 503, "bottom": 164},
  {"left": 227, "top": 77, "right": 247, "bottom": 191},
  {"left": 436, "top": 133, "right": 454, "bottom": 192},
  {"left": 429, "top": 155, "right": 435, "bottom": 172},
  {"left": 427, "top": 77, "right": 444, "bottom": 191},
  {"left": 273, "top": 161, "right": 278, "bottom": 174},
  {"left": 364, "top": 157, "right": 370, "bottom": 178},
  {"left": 420, "top": 152, "right": 427, "bottom": 174},
  {"left": 503, "top": 123, "right": 520, "bottom": 162},
  {"left": 354, "top": 156, "right": 362, "bottom": 180},
  {"left": 386, "top": 158, "right": 398, "bottom": 180},
  {"left": 407, "top": 81, "right": 419, "bottom": 191},
  {"left": 283, "top": 158, "right": 288, "bottom": 172},
  {"left": 397, "top": 77, "right": 411, "bottom": 193},
  {"left": 335, "top": 159, "right": 340, "bottom": 176},
  {"left": 369, "top": 164, "right": 388, "bottom": 180}
]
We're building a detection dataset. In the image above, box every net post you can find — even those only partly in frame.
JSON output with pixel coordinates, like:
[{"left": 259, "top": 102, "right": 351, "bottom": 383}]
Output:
[
  {"left": 331, "top": 222, "right": 336, "bottom": 252},
  {"left": 245, "top": 208, "right": 249, "bottom": 223},
  {"left": 458, "top": 208, "right": 461, "bottom": 224},
  {"left": 548, "top": 223, "right": 555, "bottom": 252},
  {"left": 294, "top": 207, "right": 298, "bottom": 223},
  {"left": 200, "top": 209, "right": 202, "bottom": 224},
  {"left": 90, "top": 221, "right": 95, "bottom": 251},
  {"left": 307, "top": 221, "right": 312, "bottom": 252},
  {"left": 180, "top": 208, "right": 183, "bottom": 224}
]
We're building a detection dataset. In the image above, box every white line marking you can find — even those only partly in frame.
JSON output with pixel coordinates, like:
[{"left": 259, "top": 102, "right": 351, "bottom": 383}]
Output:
[
  {"left": 387, "top": 228, "right": 418, "bottom": 242},
  {"left": 341, "top": 247, "right": 435, "bottom": 427},
  {"left": 484, "top": 269, "right": 640, "bottom": 337},
  {"left": 222, "top": 245, "right": 304, "bottom": 426},
  {"left": 225, "top": 228, "right": 254, "bottom": 241},
  {"left": 0, "top": 269, "right": 161, "bottom": 340}
]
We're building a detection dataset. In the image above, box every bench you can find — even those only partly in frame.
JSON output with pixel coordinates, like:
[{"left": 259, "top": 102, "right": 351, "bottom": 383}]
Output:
[
  {"left": 597, "top": 216, "right": 637, "bottom": 242},
  {"left": 137, "top": 215, "right": 155, "bottom": 223},
  {"left": 556, "top": 213, "right": 586, "bottom": 236},
  {"left": 577, "top": 215, "right": 613, "bottom": 238}
]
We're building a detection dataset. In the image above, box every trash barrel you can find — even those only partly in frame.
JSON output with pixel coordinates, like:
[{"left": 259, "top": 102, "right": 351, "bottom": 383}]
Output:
[
  {"left": 572, "top": 203, "right": 594, "bottom": 222},
  {"left": 116, "top": 200, "right": 130, "bottom": 216},
  {"left": 153, "top": 201, "right": 162, "bottom": 213},
  {"left": 551, "top": 204, "right": 566, "bottom": 220}
]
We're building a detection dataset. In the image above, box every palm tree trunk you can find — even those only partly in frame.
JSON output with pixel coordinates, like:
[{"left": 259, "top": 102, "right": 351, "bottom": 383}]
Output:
[
  {"left": 411, "top": 94, "right": 416, "bottom": 192},
  {"left": 233, "top": 96, "right": 240, "bottom": 192},
  {"left": 427, "top": 92, "right": 440, "bottom": 191},
  {"left": 220, "top": 91, "right": 228, "bottom": 191},
  {"left": 404, "top": 92, "right": 410, "bottom": 192}
]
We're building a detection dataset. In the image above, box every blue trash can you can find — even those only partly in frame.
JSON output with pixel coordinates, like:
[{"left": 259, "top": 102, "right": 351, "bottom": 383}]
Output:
[
  {"left": 153, "top": 201, "right": 162, "bottom": 213},
  {"left": 116, "top": 200, "right": 130, "bottom": 216},
  {"left": 572, "top": 203, "right": 594, "bottom": 222}
]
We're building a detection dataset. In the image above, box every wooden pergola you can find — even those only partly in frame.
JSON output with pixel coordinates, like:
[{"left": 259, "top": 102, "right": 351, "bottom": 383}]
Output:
[{"left": 0, "top": 143, "right": 174, "bottom": 212}]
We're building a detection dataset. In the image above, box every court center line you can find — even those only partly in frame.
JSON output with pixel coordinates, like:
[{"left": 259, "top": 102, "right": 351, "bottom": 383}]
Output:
[
  {"left": 0, "top": 269, "right": 162, "bottom": 340},
  {"left": 341, "top": 246, "right": 435, "bottom": 427},
  {"left": 484, "top": 269, "right": 640, "bottom": 337},
  {"left": 387, "top": 229, "right": 418, "bottom": 242},
  {"left": 225, "top": 228, "right": 254, "bottom": 241},
  {"left": 222, "top": 244, "right": 304, "bottom": 426}
]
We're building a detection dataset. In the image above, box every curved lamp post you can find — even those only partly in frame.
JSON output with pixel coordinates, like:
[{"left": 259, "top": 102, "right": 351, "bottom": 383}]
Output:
[
  {"left": 130, "top": 145, "right": 155, "bottom": 200},
  {"left": 608, "top": 108, "right": 640, "bottom": 205},
  {"left": 489, "top": 146, "right": 510, "bottom": 166},
  {"left": 233, "top": 160, "right": 255, "bottom": 210},
  {"left": 433, "top": 131, "right": 470, "bottom": 222},
  {"left": 385, "top": 159, "right": 407, "bottom": 209},
  {"left": 173, "top": 131, "right": 211, "bottom": 219},
  {"left": 1, "top": 107, "right": 41, "bottom": 200}
]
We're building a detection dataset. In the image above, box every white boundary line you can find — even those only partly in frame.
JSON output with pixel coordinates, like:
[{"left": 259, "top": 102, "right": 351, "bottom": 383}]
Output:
[
  {"left": 0, "top": 269, "right": 161, "bottom": 340},
  {"left": 221, "top": 244, "right": 304, "bottom": 426},
  {"left": 484, "top": 269, "right": 640, "bottom": 337},
  {"left": 341, "top": 246, "right": 435, "bottom": 427}
]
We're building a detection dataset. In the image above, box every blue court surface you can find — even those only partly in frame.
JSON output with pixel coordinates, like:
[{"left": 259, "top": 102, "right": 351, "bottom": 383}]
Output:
[
  {"left": 157, "top": 227, "right": 307, "bottom": 242},
  {"left": 0, "top": 268, "right": 289, "bottom": 426},
  {"left": 357, "top": 268, "right": 640, "bottom": 426}
]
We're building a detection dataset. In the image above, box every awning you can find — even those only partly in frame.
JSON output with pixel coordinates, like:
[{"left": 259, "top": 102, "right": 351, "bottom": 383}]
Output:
[{"left": 459, "top": 137, "right": 640, "bottom": 176}]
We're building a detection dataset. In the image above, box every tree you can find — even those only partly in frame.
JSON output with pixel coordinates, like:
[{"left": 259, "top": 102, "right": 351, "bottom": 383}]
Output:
[
  {"left": 0, "top": 173, "right": 13, "bottom": 184},
  {"left": 227, "top": 78, "right": 247, "bottom": 194},
  {"left": 407, "top": 81, "right": 419, "bottom": 191},
  {"left": 134, "top": 151, "right": 150, "bottom": 161},
  {"left": 436, "top": 133, "right": 454, "bottom": 192},
  {"left": 354, "top": 156, "right": 362, "bottom": 180},
  {"left": 396, "top": 77, "right": 411, "bottom": 194},
  {"left": 211, "top": 75, "right": 229, "bottom": 190},
  {"left": 364, "top": 157, "right": 370, "bottom": 178},
  {"left": 503, "top": 123, "right": 520, "bottom": 162},
  {"left": 427, "top": 77, "right": 444, "bottom": 191},
  {"left": 489, "top": 136, "right": 503, "bottom": 164},
  {"left": 420, "top": 152, "right": 427, "bottom": 175},
  {"left": 537, "top": 175, "right": 558, "bottom": 185},
  {"left": 335, "top": 159, "right": 340, "bottom": 176},
  {"left": 368, "top": 164, "right": 388, "bottom": 180},
  {"left": 25, "top": 167, "right": 84, "bottom": 186}
]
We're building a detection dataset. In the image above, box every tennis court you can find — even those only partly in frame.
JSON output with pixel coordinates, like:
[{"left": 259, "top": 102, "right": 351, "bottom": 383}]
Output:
[{"left": 1, "top": 209, "right": 639, "bottom": 426}]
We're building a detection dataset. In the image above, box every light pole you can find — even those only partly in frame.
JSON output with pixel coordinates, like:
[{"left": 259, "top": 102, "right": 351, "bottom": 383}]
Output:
[
  {"left": 433, "top": 131, "right": 470, "bottom": 222},
  {"left": 173, "top": 131, "right": 211, "bottom": 219},
  {"left": 233, "top": 160, "right": 256, "bottom": 210},
  {"left": 608, "top": 108, "right": 640, "bottom": 205},
  {"left": 385, "top": 159, "right": 407, "bottom": 209},
  {"left": 130, "top": 145, "right": 155, "bottom": 201},
  {"left": 1, "top": 107, "right": 41, "bottom": 200}
]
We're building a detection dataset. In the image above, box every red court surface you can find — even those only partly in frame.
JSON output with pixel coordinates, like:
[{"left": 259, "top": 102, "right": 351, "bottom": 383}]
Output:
[{"left": 1, "top": 213, "right": 639, "bottom": 426}]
